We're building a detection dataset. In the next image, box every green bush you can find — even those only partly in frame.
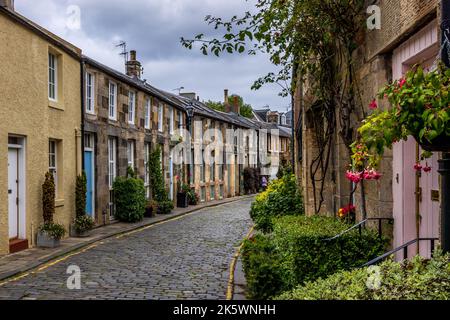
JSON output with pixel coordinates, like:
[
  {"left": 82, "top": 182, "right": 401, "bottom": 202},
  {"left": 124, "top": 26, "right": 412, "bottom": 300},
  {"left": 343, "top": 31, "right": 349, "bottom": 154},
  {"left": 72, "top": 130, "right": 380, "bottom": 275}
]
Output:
[
  {"left": 75, "top": 172, "right": 87, "bottom": 219},
  {"left": 242, "top": 215, "right": 387, "bottom": 299},
  {"left": 39, "top": 222, "right": 66, "bottom": 240},
  {"left": 158, "top": 200, "right": 174, "bottom": 215},
  {"left": 250, "top": 174, "right": 304, "bottom": 232},
  {"left": 42, "top": 172, "right": 55, "bottom": 223},
  {"left": 278, "top": 251, "right": 450, "bottom": 300},
  {"left": 113, "top": 176, "right": 146, "bottom": 222},
  {"left": 73, "top": 215, "right": 95, "bottom": 234},
  {"left": 148, "top": 146, "right": 170, "bottom": 202}
]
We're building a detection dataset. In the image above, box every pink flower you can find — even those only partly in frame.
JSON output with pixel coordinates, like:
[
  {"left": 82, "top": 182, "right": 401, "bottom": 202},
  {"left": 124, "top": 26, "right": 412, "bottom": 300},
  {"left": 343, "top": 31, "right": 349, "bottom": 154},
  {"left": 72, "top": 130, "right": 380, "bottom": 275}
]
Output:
[
  {"left": 399, "top": 78, "right": 407, "bottom": 88},
  {"left": 346, "top": 171, "right": 362, "bottom": 184},
  {"left": 423, "top": 166, "right": 432, "bottom": 173},
  {"left": 362, "top": 169, "right": 382, "bottom": 181},
  {"left": 369, "top": 99, "right": 378, "bottom": 110},
  {"left": 414, "top": 163, "right": 423, "bottom": 172}
]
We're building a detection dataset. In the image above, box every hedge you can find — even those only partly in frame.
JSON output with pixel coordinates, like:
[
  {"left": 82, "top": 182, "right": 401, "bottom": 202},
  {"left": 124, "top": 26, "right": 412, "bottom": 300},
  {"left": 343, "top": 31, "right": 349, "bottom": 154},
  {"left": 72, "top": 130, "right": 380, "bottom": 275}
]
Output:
[
  {"left": 277, "top": 251, "right": 450, "bottom": 300},
  {"left": 113, "top": 176, "right": 146, "bottom": 222},
  {"left": 250, "top": 174, "right": 304, "bottom": 232},
  {"left": 242, "top": 215, "right": 388, "bottom": 299}
]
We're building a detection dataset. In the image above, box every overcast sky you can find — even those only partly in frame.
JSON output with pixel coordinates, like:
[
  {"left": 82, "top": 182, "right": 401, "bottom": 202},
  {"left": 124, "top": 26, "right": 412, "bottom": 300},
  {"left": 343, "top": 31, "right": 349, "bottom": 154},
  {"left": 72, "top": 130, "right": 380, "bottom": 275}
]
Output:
[{"left": 15, "top": 0, "right": 290, "bottom": 112}]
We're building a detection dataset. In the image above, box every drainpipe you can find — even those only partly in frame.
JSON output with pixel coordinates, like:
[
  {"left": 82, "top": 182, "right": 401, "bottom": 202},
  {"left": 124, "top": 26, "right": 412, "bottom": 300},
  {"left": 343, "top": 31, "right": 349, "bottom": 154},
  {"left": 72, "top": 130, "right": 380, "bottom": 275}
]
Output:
[
  {"left": 80, "top": 59, "right": 86, "bottom": 171},
  {"left": 439, "top": 0, "right": 450, "bottom": 253}
]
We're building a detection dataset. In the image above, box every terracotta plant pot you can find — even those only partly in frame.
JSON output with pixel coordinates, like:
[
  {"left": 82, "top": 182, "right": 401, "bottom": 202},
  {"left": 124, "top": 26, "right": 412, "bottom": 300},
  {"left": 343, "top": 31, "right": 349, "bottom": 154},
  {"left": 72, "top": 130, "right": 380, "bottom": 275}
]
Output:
[{"left": 415, "top": 134, "right": 450, "bottom": 152}]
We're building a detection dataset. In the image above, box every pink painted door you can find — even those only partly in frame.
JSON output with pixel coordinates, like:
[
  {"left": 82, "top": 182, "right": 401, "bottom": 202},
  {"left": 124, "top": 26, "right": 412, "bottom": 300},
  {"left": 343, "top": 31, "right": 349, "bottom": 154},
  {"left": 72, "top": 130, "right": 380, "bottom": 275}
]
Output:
[{"left": 392, "top": 21, "right": 440, "bottom": 260}]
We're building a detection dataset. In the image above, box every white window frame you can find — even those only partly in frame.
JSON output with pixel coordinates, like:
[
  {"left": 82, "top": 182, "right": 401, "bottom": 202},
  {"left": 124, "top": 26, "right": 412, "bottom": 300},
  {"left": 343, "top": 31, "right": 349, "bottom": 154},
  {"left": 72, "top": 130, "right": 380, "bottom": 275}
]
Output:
[
  {"left": 49, "top": 140, "right": 57, "bottom": 194},
  {"left": 158, "top": 104, "right": 164, "bottom": 132},
  {"left": 48, "top": 53, "right": 57, "bottom": 101},
  {"left": 128, "top": 91, "right": 135, "bottom": 124},
  {"left": 108, "top": 137, "right": 117, "bottom": 189},
  {"left": 109, "top": 82, "right": 117, "bottom": 121},
  {"left": 145, "top": 98, "right": 151, "bottom": 129},
  {"left": 86, "top": 72, "right": 95, "bottom": 114},
  {"left": 127, "top": 140, "right": 135, "bottom": 170},
  {"left": 169, "top": 106, "right": 174, "bottom": 134},
  {"left": 178, "top": 111, "right": 184, "bottom": 137}
]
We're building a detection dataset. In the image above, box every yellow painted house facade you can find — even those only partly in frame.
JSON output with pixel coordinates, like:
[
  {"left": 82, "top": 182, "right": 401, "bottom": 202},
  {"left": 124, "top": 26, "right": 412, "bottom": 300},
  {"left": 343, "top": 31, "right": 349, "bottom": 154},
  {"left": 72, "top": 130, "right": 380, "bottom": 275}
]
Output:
[{"left": 0, "top": 6, "right": 82, "bottom": 255}]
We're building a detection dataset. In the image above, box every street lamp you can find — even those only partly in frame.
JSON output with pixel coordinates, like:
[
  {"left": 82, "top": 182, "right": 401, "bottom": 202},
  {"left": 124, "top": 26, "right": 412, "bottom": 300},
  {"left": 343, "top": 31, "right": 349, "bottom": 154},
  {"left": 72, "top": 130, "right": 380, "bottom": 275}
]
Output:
[{"left": 185, "top": 102, "right": 195, "bottom": 185}]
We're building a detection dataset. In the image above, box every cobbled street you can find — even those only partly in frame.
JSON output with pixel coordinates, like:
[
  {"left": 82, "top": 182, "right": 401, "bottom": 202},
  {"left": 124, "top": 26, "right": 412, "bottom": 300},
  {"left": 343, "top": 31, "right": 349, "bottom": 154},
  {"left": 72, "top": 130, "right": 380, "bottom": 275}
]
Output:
[{"left": 0, "top": 198, "right": 254, "bottom": 300}]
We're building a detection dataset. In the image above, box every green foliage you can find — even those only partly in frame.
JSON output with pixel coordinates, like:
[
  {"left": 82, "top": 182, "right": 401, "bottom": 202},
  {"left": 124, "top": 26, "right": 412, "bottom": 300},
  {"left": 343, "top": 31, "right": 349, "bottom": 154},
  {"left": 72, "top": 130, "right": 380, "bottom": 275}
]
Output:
[
  {"left": 39, "top": 222, "right": 66, "bottom": 240},
  {"left": 276, "top": 162, "right": 293, "bottom": 179},
  {"left": 113, "top": 176, "right": 146, "bottom": 222},
  {"left": 352, "top": 65, "right": 450, "bottom": 170},
  {"left": 157, "top": 200, "right": 174, "bottom": 215},
  {"left": 242, "top": 234, "right": 285, "bottom": 300},
  {"left": 42, "top": 172, "right": 55, "bottom": 223},
  {"left": 127, "top": 166, "right": 137, "bottom": 178},
  {"left": 73, "top": 215, "right": 95, "bottom": 234},
  {"left": 148, "top": 146, "right": 170, "bottom": 203},
  {"left": 250, "top": 174, "right": 303, "bottom": 232},
  {"left": 278, "top": 251, "right": 450, "bottom": 300},
  {"left": 75, "top": 172, "right": 87, "bottom": 219},
  {"left": 188, "top": 191, "right": 200, "bottom": 205},
  {"left": 203, "top": 94, "right": 254, "bottom": 119},
  {"left": 205, "top": 100, "right": 225, "bottom": 112},
  {"left": 242, "top": 215, "right": 387, "bottom": 299}
]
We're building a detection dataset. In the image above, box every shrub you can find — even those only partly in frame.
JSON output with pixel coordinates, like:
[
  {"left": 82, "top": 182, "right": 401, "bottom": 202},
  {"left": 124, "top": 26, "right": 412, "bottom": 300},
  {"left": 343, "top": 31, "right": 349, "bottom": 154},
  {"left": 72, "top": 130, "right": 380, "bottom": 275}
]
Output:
[
  {"left": 242, "top": 234, "right": 285, "bottom": 300},
  {"left": 39, "top": 222, "right": 66, "bottom": 240},
  {"left": 75, "top": 172, "right": 87, "bottom": 219},
  {"left": 158, "top": 200, "right": 174, "bottom": 215},
  {"left": 188, "top": 190, "right": 200, "bottom": 205},
  {"left": 113, "top": 176, "right": 146, "bottom": 222},
  {"left": 278, "top": 251, "right": 450, "bottom": 300},
  {"left": 42, "top": 172, "right": 55, "bottom": 223},
  {"left": 250, "top": 174, "right": 304, "bottom": 232},
  {"left": 148, "top": 145, "right": 170, "bottom": 202},
  {"left": 242, "top": 215, "right": 387, "bottom": 299},
  {"left": 73, "top": 215, "right": 95, "bottom": 234}
]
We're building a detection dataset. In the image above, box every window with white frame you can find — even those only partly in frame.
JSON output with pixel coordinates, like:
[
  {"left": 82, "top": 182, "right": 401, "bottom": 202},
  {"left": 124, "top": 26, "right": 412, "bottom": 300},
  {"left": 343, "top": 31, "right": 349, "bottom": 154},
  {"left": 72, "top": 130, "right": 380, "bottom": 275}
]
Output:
[
  {"left": 127, "top": 140, "right": 135, "bottom": 170},
  {"left": 86, "top": 72, "right": 95, "bottom": 113},
  {"left": 49, "top": 140, "right": 57, "bottom": 193},
  {"left": 158, "top": 104, "right": 164, "bottom": 132},
  {"left": 128, "top": 91, "right": 136, "bottom": 124},
  {"left": 48, "top": 53, "right": 57, "bottom": 101},
  {"left": 108, "top": 137, "right": 117, "bottom": 218},
  {"left": 109, "top": 82, "right": 117, "bottom": 120},
  {"left": 144, "top": 143, "right": 150, "bottom": 198},
  {"left": 169, "top": 106, "right": 174, "bottom": 134},
  {"left": 145, "top": 98, "right": 151, "bottom": 129}
]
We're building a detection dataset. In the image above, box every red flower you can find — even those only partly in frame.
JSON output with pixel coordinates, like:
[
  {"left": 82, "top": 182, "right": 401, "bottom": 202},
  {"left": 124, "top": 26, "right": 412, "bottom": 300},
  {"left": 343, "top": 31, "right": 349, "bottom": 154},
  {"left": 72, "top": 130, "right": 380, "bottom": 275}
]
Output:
[
  {"left": 399, "top": 78, "right": 407, "bottom": 88},
  {"left": 369, "top": 99, "right": 378, "bottom": 110},
  {"left": 414, "top": 163, "right": 423, "bottom": 172},
  {"left": 423, "top": 166, "right": 432, "bottom": 173},
  {"left": 346, "top": 171, "right": 362, "bottom": 184}
]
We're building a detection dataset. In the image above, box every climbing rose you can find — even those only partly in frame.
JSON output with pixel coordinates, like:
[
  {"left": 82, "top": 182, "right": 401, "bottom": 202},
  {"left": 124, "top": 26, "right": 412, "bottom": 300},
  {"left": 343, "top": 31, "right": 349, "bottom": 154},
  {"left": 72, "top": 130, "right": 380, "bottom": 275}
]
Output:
[{"left": 369, "top": 99, "right": 378, "bottom": 110}]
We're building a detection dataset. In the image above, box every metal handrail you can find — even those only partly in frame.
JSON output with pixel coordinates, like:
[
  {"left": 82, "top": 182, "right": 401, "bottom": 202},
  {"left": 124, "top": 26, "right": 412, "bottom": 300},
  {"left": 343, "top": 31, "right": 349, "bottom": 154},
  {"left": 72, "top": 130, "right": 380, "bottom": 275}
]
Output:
[
  {"left": 362, "top": 237, "right": 439, "bottom": 267},
  {"left": 323, "top": 217, "right": 393, "bottom": 242}
]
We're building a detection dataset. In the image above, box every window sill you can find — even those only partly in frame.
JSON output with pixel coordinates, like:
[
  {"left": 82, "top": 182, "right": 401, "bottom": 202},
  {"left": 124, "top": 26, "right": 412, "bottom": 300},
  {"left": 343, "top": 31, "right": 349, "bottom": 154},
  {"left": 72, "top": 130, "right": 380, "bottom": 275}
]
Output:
[
  {"left": 55, "top": 199, "right": 65, "bottom": 207},
  {"left": 48, "top": 100, "right": 64, "bottom": 111}
]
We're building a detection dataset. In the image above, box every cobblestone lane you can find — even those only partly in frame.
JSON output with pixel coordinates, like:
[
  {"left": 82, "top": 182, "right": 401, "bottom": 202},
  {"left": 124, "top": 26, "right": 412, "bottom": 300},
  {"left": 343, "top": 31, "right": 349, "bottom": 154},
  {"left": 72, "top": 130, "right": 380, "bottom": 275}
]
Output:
[{"left": 0, "top": 198, "right": 254, "bottom": 300}]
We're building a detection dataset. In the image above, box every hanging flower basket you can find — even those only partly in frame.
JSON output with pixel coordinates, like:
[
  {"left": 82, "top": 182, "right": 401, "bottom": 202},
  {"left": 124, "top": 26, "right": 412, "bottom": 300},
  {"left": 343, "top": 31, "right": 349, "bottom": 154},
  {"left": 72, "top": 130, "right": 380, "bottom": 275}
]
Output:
[{"left": 414, "top": 134, "right": 450, "bottom": 152}]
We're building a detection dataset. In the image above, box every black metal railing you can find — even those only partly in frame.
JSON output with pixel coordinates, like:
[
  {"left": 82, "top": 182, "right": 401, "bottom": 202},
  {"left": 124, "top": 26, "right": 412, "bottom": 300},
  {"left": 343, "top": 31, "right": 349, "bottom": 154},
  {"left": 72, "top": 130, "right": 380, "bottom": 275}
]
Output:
[
  {"left": 324, "top": 217, "right": 393, "bottom": 242},
  {"left": 362, "top": 237, "right": 439, "bottom": 267}
]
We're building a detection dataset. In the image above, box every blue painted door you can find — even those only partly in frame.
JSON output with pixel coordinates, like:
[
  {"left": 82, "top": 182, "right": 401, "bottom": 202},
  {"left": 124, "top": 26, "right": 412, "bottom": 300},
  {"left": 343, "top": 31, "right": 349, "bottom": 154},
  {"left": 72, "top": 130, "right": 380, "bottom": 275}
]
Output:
[{"left": 84, "top": 151, "right": 94, "bottom": 217}]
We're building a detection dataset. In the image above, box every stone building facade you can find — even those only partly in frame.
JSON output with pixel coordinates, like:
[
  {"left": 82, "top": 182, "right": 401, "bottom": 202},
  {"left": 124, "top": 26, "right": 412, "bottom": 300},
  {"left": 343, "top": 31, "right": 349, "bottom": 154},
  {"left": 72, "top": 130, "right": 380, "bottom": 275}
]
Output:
[
  {"left": 0, "top": 5, "right": 82, "bottom": 254},
  {"left": 294, "top": 0, "right": 442, "bottom": 255}
]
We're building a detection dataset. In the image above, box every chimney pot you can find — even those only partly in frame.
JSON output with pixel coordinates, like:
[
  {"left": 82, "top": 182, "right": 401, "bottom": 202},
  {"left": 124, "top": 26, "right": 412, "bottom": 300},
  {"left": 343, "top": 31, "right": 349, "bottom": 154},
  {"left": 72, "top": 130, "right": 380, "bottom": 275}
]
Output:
[
  {"left": 224, "top": 89, "right": 231, "bottom": 113},
  {"left": 130, "top": 50, "right": 137, "bottom": 61},
  {"left": 233, "top": 96, "right": 240, "bottom": 115}
]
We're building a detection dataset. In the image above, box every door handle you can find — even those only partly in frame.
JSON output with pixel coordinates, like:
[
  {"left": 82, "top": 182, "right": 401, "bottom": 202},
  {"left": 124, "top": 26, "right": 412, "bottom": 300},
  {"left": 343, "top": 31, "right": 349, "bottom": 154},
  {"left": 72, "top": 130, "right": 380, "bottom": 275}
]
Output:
[{"left": 8, "top": 189, "right": 12, "bottom": 194}]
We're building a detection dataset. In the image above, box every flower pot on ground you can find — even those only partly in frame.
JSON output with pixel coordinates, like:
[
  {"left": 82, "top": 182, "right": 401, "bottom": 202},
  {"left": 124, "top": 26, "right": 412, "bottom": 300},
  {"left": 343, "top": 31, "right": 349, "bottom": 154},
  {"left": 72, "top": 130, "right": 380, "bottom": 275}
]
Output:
[
  {"left": 145, "top": 200, "right": 158, "bottom": 218},
  {"left": 177, "top": 192, "right": 189, "bottom": 208},
  {"left": 37, "top": 222, "right": 66, "bottom": 248},
  {"left": 414, "top": 134, "right": 450, "bottom": 152},
  {"left": 188, "top": 191, "right": 200, "bottom": 205},
  {"left": 70, "top": 215, "right": 95, "bottom": 238},
  {"left": 158, "top": 200, "right": 174, "bottom": 215}
]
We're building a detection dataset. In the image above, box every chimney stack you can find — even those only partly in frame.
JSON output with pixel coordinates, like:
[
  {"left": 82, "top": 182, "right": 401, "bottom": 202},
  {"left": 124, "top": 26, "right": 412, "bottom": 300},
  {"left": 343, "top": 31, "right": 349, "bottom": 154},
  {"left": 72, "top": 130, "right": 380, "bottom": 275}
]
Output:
[
  {"left": 0, "top": 0, "right": 14, "bottom": 10},
  {"left": 126, "top": 50, "right": 142, "bottom": 79},
  {"left": 233, "top": 96, "right": 241, "bottom": 115},
  {"left": 224, "top": 89, "right": 231, "bottom": 113}
]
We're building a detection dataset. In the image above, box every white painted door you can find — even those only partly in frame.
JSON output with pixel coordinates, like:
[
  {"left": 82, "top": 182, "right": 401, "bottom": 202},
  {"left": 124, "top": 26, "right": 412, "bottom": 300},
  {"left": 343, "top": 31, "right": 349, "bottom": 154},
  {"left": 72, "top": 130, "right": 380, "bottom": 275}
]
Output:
[{"left": 8, "top": 148, "right": 19, "bottom": 239}]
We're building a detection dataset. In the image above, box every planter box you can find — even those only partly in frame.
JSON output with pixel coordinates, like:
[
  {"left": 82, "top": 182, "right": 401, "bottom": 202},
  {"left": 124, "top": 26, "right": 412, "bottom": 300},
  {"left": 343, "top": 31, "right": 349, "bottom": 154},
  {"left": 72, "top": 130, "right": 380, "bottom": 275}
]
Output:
[
  {"left": 69, "top": 224, "right": 92, "bottom": 238},
  {"left": 416, "top": 135, "right": 450, "bottom": 153},
  {"left": 37, "top": 231, "right": 61, "bottom": 248},
  {"left": 145, "top": 206, "right": 156, "bottom": 218},
  {"left": 177, "top": 192, "right": 189, "bottom": 208}
]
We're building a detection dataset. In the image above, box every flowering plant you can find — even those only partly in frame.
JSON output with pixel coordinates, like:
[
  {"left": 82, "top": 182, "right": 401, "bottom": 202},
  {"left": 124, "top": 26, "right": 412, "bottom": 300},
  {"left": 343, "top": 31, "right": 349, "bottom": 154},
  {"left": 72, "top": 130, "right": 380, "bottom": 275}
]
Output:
[
  {"left": 338, "top": 204, "right": 356, "bottom": 223},
  {"left": 349, "top": 64, "right": 450, "bottom": 174}
]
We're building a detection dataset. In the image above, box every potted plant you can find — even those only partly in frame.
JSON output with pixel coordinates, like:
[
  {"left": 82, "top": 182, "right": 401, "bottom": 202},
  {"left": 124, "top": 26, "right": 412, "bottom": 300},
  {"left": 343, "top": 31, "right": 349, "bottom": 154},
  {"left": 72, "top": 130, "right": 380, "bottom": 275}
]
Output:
[
  {"left": 177, "top": 180, "right": 190, "bottom": 208},
  {"left": 70, "top": 172, "right": 95, "bottom": 237},
  {"left": 348, "top": 64, "right": 450, "bottom": 177},
  {"left": 145, "top": 200, "right": 158, "bottom": 217},
  {"left": 188, "top": 190, "right": 200, "bottom": 205},
  {"left": 37, "top": 172, "right": 66, "bottom": 248}
]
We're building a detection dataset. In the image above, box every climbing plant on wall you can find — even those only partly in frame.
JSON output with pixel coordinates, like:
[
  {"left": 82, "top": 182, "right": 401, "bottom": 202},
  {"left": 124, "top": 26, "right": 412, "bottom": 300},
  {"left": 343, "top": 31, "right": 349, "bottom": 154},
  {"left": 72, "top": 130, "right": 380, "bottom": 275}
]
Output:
[{"left": 181, "top": 0, "right": 367, "bottom": 213}]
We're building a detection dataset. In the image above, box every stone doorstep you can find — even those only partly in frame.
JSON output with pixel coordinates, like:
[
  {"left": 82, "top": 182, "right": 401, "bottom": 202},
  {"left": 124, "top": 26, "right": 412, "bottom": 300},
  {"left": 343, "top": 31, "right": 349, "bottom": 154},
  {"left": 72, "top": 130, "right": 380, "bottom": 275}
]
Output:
[{"left": 0, "top": 195, "right": 255, "bottom": 282}]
